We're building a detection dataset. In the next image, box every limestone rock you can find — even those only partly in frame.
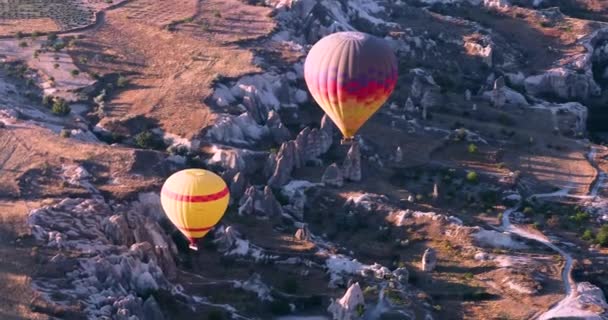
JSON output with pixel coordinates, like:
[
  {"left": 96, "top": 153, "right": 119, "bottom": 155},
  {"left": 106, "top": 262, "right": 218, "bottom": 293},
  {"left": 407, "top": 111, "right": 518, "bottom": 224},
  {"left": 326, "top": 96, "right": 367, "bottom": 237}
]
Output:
[
  {"left": 143, "top": 297, "right": 165, "bottom": 320},
  {"left": 213, "top": 226, "right": 241, "bottom": 253},
  {"left": 342, "top": 142, "right": 361, "bottom": 182},
  {"left": 320, "top": 114, "right": 335, "bottom": 142},
  {"left": 238, "top": 186, "right": 282, "bottom": 217},
  {"left": 294, "top": 225, "right": 310, "bottom": 241},
  {"left": 492, "top": 76, "right": 507, "bottom": 108},
  {"left": 393, "top": 267, "right": 409, "bottom": 285},
  {"left": 262, "top": 186, "right": 283, "bottom": 216},
  {"left": 422, "top": 248, "right": 437, "bottom": 272},
  {"left": 267, "top": 111, "right": 291, "bottom": 144},
  {"left": 524, "top": 67, "right": 601, "bottom": 101},
  {"left": 394, "top": 146, "right": 403, "bottom": 163},
  {"left": 268, "top": 141, "right": 297, "bottom": 188},
  {"left": 465, "top": 89, "right": 472, "bottom": 101},
  {"left": 230, "top": 172, "right": 247, "bottom": 200},
  {"left": 322, "top": 163, "right": 344, "bottom": 187},
  {"left": 103, "top": 214, "right": 134, "bottom": 246},
  {"left": 327, "top": 282, "right": 365, "bottom": 320}
]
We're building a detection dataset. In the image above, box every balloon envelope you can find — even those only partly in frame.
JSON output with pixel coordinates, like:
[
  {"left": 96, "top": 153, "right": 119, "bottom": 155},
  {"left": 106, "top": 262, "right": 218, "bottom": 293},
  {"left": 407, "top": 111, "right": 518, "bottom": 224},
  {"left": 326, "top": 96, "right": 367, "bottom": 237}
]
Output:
[
  {"left": 160, "top": 169, "right": 230, "bottom": 249},
  {"left": 304, "top": 31, "right": 398, "bottom": 139}
]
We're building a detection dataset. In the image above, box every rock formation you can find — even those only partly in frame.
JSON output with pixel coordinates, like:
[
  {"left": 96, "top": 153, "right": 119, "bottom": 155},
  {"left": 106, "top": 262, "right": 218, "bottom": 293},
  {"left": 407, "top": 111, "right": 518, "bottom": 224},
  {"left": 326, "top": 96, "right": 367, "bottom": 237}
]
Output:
[
  {"left": 422, "top": 248, "right": 437, "bottom": 272},
  {"left": 322, "top": 163, "right": 344, "bottom": 187},
  {"left": 230, "top": 172, "right": 247, "bottom": 200},
  {"left": 342, "top": 142, "right": 362, "bottom": 182},
  {"left": 238, "top": 186, "right": 283, "bottom": 217},
  {"left": 327, "top": 282, "right": 366, "bottom": 320},
  {"left": 213, "top": 226, "right": 241, "bottom": 253}
]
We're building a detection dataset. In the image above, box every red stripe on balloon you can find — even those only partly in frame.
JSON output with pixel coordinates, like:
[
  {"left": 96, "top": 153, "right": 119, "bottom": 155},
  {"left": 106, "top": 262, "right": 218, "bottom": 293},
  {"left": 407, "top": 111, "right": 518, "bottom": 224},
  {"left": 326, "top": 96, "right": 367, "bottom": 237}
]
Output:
[
  {"left": 178, "top": 225, "right": 215, "bottom": 232},
  {"left": 162, "top": 187, "right": 229, "bottom": 203}
]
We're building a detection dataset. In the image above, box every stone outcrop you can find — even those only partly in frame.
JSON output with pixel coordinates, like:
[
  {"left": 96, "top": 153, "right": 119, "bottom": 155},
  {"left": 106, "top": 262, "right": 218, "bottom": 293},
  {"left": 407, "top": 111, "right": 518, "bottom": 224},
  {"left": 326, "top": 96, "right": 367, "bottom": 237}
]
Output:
[
  {"left": 213, "top": 226, "right": 241, "bottom": 253},
  {"left": 230, "top": 172, "right": 247, "bottom": 200},
  {"left": 422, "top": 248, "right": 437, "bottom": 272},
  {"left": 342, "top": 142, "right": 362, "bottom": 182},
  {"left": 27, "top": 198, "right": 181, "bottom": 319},
  {"left": 322, "top": 163, "right": 344, "bottom": 187},
  {"left": 267, "top": 110, "right": 292, "bottom": 144},
  {"left": 238, "top": 186, "right": 283, "bottom": 217},
  {"left": 327, "top": 282, "right": 366, "bottom": 320},
  {"left": 294, "top": 225, "right": 311, "bottom": 241}
]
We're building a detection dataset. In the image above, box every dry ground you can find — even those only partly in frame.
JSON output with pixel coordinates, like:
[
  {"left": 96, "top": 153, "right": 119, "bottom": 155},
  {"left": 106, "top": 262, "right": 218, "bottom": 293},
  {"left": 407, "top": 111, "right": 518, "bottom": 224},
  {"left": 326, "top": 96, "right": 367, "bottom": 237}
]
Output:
[{"left": 70, "top": 0, "right": 275, "bottom": 139}]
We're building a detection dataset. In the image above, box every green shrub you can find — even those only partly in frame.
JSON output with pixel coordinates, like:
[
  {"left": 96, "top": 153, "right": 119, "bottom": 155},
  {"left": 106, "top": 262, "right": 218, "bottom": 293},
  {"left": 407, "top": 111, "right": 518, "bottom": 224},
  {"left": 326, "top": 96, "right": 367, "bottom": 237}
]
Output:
[
  {"left": 70, "top": 69, "right": 80, "bottom": 77},
  {"left": 60, "top": 129, "right": 71, "bottom": 138},
  {"left": 53, "top": 63, "right": 60, "bottom": 69},
  {"left": 51, "top": 98, "right": 71, "bottom": 116},
  {"left": 466, "top": 171, "right": 478, "bottom": 183},
  {"left": 523, "top": 207, "right": 534, "bottom": 216},
  {"left": 356, "top": 304, "right": 365, "bottom": 317},
  {"left": 214, "top": 10, "right": 222, "bottom": 18},
  {"left": 19, "top": 41, "right": 28, "bottom": 48},
  {"left": 134, "top": 131, "right": 157, "bottom": 149},
  {"left": 597, "top": 226, "right": 608, "bottom": 247},
  {"left": 581, "top": 229, "right": 594, "bottom": 241},
  {"left": 570, "top": 211, "right": 590, "bottom": 225},
  {"left": 53, "top": 42, "right": 65, "bottom": 51},
  {"left": 47, "top": 33, "right": 58, "bottom": 41},
  {"left": 464, "top": 272, "right": 474, "bottom": 280},
  {"left": 468, "top": 143, "right": 478, "bottom": 153}
]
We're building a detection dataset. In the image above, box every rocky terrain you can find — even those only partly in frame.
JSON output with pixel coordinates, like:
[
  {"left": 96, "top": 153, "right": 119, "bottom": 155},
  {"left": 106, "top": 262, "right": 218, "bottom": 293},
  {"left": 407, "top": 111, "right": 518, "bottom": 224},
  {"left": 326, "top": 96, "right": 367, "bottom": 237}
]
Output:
[{"left": 1, "top": 0, "right": 608, "bottom": 319}]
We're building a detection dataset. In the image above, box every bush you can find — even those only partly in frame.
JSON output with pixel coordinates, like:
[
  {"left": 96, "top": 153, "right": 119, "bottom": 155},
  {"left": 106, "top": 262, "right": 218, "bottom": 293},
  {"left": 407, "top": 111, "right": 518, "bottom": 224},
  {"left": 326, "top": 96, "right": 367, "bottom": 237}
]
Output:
[
  {"left": 468, "top": 143, "right": 478, "bottom": 154},
  {"left": 116, "top": 75, "right": 129, "bottom": 88},
  {"left": 53, "top": 63, "right": 60, "bottom": 69},
  {"left": 466, "top": 171, "right": 478, "bottom": 183},
  {"left": 70, "top": 69, "right": 80, "bottom": 77},
  {"left": 523, "top": 207, "right": 534, "bottom": 216},
  {"left": 53, "top": 42, "right": 65, "bottom": 51},
  {"left": 19, "top": 41, "right": 28, "bottom": 47},
  {"left": 356, "top": 304, "right": 365, "bottom": 317},
  {"left": 597, "top": 226, "right": 608, "bottom": 247},
  {"left": 134, "top": 131, "right": 157, "bottom": 149},
  {"left": 51, "top": 98, "right": 71, "bottom": 116},
  {"left": 213, "top": 10, "right": 222, "bottom": 18},
  {"left": 59, "top": 129, "right": 71, "bottom": 138},
  {"left": 570, "top": 211, "right": 590, "bottom": 225},
  {"left": 47, "top": 33, "right": 58, "bottom": 41},
  {"left": 581, "top": 229, "right": 594, "bottom": 241}
]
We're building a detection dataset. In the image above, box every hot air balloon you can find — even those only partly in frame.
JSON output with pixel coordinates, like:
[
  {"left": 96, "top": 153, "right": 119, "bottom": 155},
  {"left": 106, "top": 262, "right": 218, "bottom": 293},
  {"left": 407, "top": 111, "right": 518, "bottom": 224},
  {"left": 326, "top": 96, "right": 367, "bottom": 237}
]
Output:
[
  {"left": 304, "top": 31, "right": 398, "bottom": 141},
  {"left": 160, "top": 169, "right": 230, "bottom": 250}
]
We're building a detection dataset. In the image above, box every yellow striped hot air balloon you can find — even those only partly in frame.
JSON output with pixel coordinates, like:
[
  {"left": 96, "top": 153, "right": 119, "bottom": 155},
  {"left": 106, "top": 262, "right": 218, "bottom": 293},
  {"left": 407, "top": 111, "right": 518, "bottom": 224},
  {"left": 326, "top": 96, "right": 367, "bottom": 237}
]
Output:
[{"left": 160, "top": 169, "right": 230, "bottom": 250}]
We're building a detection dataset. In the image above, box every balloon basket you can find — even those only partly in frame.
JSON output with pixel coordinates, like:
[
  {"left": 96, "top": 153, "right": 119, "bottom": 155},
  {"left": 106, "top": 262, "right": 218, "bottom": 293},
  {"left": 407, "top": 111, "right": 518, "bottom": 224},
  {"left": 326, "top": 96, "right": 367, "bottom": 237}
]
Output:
[
  {"left": 340, "top": 137, "right": 355, "bottom": 145},
  {"left": 188, "top": 238, "right": 199, "bottom": 251}
]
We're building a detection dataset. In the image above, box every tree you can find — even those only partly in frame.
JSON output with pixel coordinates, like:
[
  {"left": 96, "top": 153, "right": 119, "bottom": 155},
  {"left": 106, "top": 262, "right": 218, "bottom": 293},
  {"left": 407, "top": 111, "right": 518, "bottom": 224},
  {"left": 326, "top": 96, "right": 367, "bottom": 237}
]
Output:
[
  {"left": 597, "top": 226, "right": 608, "bottom": 247},
  {"left": 581, "top": 229, "right": 594, "bottom": 241},
  {"left": 466, "top": 171, "right": 478, "bottom": 183},
  {"left": 468, "top": 143, "right": 478, "bottom": 153},
  {"left": 51, "top": 98, "right": 71, "bottom": 116}
]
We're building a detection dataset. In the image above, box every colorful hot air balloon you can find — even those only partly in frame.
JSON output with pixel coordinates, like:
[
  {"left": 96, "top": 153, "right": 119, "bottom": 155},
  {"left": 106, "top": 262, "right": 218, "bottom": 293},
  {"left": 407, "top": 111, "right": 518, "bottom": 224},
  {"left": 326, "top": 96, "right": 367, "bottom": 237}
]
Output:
[
  {"left": 160, "top": 169, "right": 230, "bottom": 250},
  {"left": 304, "top": 31, "right": 398, "bottom": 140}
]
